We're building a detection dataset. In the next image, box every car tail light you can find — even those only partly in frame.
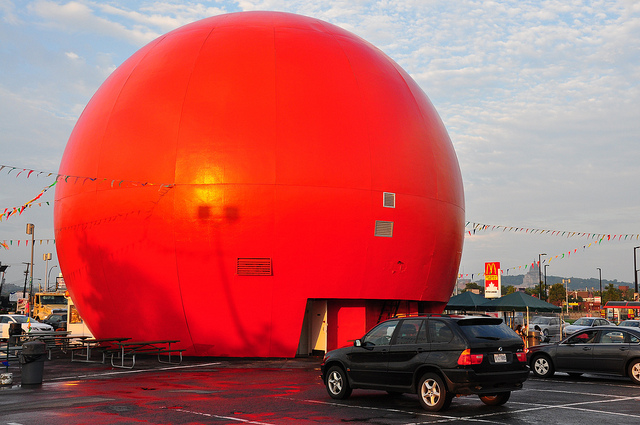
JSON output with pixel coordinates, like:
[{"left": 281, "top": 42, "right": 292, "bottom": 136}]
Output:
[
  {"left": 515, "top": 352, "right": 527, "bottom": 362},
  {"left": 457, "top": 348, "right": 483, "bottom": 365}
]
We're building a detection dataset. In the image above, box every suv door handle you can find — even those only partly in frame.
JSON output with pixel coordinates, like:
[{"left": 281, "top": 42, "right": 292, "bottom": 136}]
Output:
[{"left": 582, "top": 347, "right": 591, "bottom": 351}]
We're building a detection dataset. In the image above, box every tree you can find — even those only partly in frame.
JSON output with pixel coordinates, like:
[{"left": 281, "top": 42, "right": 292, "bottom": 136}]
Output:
[
  {"left": 524, "top": 287, "right": 537, "bottom": 297},
  {"left": 602, "top": 283, "right": 622, "bottom": 304},
  {"left": 502, "top": 285, "right": 517, "bottom": 295},
  {"left": 548, "top": 283, "right": 566, "bottom": 304},
  {"left": 464, "top": 282, "right": 483, "bottom": 295}
]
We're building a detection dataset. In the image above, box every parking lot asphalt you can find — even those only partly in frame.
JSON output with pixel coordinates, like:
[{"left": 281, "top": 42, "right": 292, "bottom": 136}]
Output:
[{"left": 2, "top": 351, "right": 640, "bottom": 425}]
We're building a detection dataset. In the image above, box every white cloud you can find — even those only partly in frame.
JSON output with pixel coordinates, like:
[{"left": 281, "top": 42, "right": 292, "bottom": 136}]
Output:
[
  {"left": 28, "top": 0, "right": 161, "bottom": 45},
  {"left": 1, "top": 0, "right": 640, "bottom": 283}
]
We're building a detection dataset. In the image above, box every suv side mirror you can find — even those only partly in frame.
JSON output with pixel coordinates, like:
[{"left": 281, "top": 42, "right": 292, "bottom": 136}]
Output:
[{"left": 354, "top": 339, "right": 362, "bottom": 347}]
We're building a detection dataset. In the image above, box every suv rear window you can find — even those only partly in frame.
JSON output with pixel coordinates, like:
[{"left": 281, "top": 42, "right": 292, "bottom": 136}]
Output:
[{"left": 457, "top": 318, "right": 519, "bottom": 340}]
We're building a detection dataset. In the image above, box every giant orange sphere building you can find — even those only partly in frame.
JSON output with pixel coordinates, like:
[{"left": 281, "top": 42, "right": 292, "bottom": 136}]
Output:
[{"left": 54, "top": 11, "right": 464, "bottom": 357}]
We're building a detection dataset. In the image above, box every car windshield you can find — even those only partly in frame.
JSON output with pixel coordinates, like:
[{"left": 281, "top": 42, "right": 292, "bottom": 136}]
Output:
[
  {"left": 11, "top": 316, "right": 29, "bottom": 323},
  {"left": 457, "top": 318, "right": 519, "bottom": 340},
  {"left": 40, "top": 295, "right": 67, "bottom": 305},
  {"left": 572, "top": 317, "right": 595, "bottom": 326},
  {"left": 362, "top": 320, "right": 399, "bottom": 346}
]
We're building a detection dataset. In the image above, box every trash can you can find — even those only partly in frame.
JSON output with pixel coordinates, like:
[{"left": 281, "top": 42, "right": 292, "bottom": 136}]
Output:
[
  {"left": 19, "top": 340, "right": 47, "bottom": 385},
  {"left": 8, "top": 322, "right": 23, "bottom": 346},
  {"left": 527, "top": 330, "right": 541, "bottom": 348}
]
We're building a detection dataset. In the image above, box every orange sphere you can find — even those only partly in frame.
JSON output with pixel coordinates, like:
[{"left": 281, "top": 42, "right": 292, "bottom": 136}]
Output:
[{"left": 55, "top": 11, "right": 464, "bottom": 357}]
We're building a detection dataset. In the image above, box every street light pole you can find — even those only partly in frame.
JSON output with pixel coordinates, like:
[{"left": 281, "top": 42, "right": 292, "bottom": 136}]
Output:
[
  {"left": 597, "top": 267, "right": 602, "bottom": 308},
  {"left": 26, "top": 223, "right": 35, "bottom": 317},
  {"left": 47, "top": 265, "right": 58, "bottom": 291},
  {"left": 538, "top": 253, "right": 547, "bottom": 301},
  {"left": 634, "top": 246, "right": 640, "bottom": 300},
  {"left": 43, "top": 253, "right": 52, "bottom": 291},
  {"left": 544, "top": 264, "right": 549, "bottom": 301},
  {"left": 563, "top": 278, "right": 571, "bottom": 315}
]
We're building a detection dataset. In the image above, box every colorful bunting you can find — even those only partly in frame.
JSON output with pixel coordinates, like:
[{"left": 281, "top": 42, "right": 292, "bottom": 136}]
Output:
[
  {"left": 0, "top": 163, "right": 173, "bottom": 191},
  {"left": 0, "top": 239, "right": 55, "bottom": 250},
  {"left": 0, "top": 181, "right": 56, "bottom": 222},
  {"left": 465, "top": 221, "right": 640, "bottom": 242},
  {"left": 460, "top": 221, "right": 636, "bottom": 280}
]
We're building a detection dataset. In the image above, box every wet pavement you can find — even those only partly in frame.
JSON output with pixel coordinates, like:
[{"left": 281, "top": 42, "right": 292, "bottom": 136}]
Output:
[{"left": 1, "top": 350, "right": 640, "bottom": 424}]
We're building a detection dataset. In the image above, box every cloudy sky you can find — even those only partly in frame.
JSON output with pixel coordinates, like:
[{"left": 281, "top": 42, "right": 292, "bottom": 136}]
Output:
[{"left": 1, "top": 0, "right": 639, "bottom": 290}]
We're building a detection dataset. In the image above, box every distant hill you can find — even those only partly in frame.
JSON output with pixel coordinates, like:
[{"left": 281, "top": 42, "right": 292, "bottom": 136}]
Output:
[
  {"left": 0, "top": 283, "right": 24, "bottom": 295},
  {"left": 476, "top": 275, "right": 632, "bottom": 291}
]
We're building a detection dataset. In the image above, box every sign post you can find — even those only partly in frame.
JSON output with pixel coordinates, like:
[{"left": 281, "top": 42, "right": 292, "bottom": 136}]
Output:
[{"left": 484, "top": 262, "right": 501, "bottom": 299}]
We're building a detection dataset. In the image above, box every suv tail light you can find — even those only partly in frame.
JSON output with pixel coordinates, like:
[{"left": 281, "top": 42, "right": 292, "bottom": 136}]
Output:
[
  {"left": 515, "top": 352, "right": 527, "bottom": 362},
  {"left": 457, "top": 348, "right": 483, "bottom": 365}
]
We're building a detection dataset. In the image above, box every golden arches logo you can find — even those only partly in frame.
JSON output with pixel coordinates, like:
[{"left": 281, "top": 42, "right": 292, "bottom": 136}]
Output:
[{"left": 485, "top": 262, "right": 499, "bottom": 277}]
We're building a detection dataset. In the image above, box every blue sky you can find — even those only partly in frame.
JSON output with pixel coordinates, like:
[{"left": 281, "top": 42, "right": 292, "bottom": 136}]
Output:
[{"left": 1, "top": 1, "right": 640, "bottom": 289}]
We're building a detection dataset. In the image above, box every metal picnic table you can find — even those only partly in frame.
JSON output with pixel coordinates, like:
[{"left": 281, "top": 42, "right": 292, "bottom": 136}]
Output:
[
  {"left": 109, "top": 339, "right": 183, "bottom": 369},
  {"left": 70, "top": 337, "right": 131, "bottom": 363}
]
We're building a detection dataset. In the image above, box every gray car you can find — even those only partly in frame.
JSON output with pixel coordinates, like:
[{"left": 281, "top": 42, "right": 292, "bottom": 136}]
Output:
[
  {"left": 529, "top": 316, "right": 565, "bottom": 338},
  {"left": 563, "top": 317, "right": 614, "bottom": 337},
  {"left": 528, "top": 326, "right": 640, "bottom": 384},
  {"left": 619, "top": 320, "right": 640, "bottom": 328}
]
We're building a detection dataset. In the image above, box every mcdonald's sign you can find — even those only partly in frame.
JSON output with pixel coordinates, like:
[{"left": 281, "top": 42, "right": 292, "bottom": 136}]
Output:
[{"left": 484, "top": 262, "right": 501, "bottom": 299}]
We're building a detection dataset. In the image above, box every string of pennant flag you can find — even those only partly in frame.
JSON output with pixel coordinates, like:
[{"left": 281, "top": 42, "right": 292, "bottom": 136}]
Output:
[
  {"left": 1, "top": 164, "right": 637, "bottom": 279},
  {"left": 465, "top": 221, "right": 640, "bottom": 242},
  {"left": 0, "top": 239, "right": 55, "bottom": 250},
  {"left": 0, "top": 163, "right": 174, "bottom": 223},
  {"left": 1, "top": 181, "right": 56, "bottom": 222},
  {"left": 460, "top": 221, "right": 636, "bottom": 280},
  {"left": 0, "top": 164, "right": 174, "bottom": 190}
]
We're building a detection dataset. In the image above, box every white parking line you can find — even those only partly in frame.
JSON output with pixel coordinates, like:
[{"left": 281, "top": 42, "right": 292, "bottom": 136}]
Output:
[
  {"left": 46, "top": 362, "right": 222, "bottom": 381},
  {"left": 524, "top": 387, "right": 640, "bottom": 398},
  {"left": 171, "top": 408, "right": 275, "bottom": 425},
  {"left": 281, "top": 397, "right": 501, "bottom": 424},
  {"left": 527, "top": 376, "right": 640, "bottom": 390},
  {"left": 280, "top": 389, "right": 640, "bottom": 425}
]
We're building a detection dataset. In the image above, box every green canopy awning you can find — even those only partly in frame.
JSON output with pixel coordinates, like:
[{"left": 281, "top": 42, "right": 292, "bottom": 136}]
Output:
[
  {"left": 445, "top": 291, "right": 488, "bottom": 311},
  {"left": 481, "top": 291, "right": 561, "bottom": 313}
]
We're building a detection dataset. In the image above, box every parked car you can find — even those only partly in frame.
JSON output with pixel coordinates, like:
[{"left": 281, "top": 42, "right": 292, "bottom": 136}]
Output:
[
  {"left": 43, "top": 312, "right": 68, "bottom": 331},
  {"left": 563, "top": 317, "right": 614, "bottom": 336},
  {"left": 619, "top": 320, "right": 640, "bottom": 328},
  {"left": 528, "top": 326, "right": 640, "bottom": 384},
  {"left": 0, "top": 314, "right": 54, "bottom": 337},
  {"left": 529, "top": 316, "right": 565, "bottom": 338},
  {"left": 320, "top": 315, "right": 529, "bottom": 412}
]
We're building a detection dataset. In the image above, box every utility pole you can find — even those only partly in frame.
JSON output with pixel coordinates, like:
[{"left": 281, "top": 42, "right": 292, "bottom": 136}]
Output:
[{"left": 22, "top": 262, "right": 30, "bottom": 298}]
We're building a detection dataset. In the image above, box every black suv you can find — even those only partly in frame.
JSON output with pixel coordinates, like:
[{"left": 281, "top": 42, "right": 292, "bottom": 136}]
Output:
[{"left": 320, "top": 315, "right": 529, "bottom": 411}]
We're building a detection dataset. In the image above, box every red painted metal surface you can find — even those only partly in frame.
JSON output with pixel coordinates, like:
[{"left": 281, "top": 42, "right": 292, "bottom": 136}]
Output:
[{"left": 54, "top": 11, "right": 465, "bottom": 357}]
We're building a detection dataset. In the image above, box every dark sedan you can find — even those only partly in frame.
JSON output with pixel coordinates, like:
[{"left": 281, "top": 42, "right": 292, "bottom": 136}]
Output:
[
  {"left": 44, "top": 313, "right": 67, "bottom": 331},
  {"left": 528, "top": 325, "right": 640, "bottom": 384}
]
